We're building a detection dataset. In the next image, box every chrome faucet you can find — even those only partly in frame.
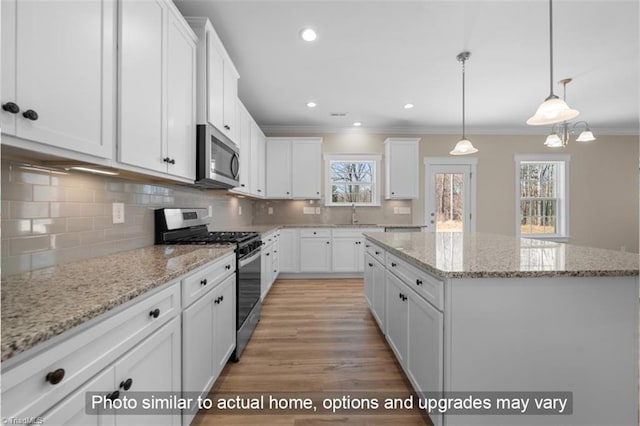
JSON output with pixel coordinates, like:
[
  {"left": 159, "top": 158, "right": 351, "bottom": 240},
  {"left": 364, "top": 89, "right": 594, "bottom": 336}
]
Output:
[{"left": 351, "top": 203, "right": 358, "bottom": 225}]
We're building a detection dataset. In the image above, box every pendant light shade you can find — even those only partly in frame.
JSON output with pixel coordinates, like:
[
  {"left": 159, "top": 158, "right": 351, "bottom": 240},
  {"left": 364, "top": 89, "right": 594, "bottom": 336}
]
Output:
[
  {"left": 544, "top": 133, "right": 563, "bottom": 148},
  {"left": 576, "top": 129, "right": 596, "bottom": 142},
  {"left": 450, "top": 139, "right": 478, "bottom": 155},
  {"left": 449, "top": 51, "right": 478, "bottom": 156},
  {"left": 527, "top": 0, "right": 579, "bottom": 126},
  {"left": 527, "top": 95, "right": 580, "bottom": 125}
]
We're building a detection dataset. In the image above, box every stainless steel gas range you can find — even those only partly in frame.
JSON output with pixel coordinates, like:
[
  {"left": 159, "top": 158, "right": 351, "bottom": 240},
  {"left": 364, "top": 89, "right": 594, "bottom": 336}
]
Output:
[{"left": 154, "top": 208, "right": 261, "bottom": 361}]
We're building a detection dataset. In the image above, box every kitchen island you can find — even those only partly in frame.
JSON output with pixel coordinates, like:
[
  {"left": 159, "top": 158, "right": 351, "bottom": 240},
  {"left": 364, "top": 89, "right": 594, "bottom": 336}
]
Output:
[{"left": 363, "top": 232, "right": 639, "bottom": 426}]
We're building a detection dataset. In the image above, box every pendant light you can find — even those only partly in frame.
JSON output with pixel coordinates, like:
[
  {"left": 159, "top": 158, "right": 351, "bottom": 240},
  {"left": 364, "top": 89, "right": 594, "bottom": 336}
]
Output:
[
  {"left": 527, "top": 0, "right": 579, "bottom": 126},
  {"left": 450, "top": 51, "right": 478, "bottom": 156},
  {"left": 543, "top": 78, "right": 596, "bottom": 148}
]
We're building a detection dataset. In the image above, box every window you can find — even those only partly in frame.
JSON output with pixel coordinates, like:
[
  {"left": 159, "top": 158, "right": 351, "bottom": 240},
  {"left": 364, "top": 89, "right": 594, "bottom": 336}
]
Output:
[
  {"left": 324, "top": 154, "right": 381, "bottom": 206},
  {"left": 515, "top": 154, "right": 569, "bottom": 241}
]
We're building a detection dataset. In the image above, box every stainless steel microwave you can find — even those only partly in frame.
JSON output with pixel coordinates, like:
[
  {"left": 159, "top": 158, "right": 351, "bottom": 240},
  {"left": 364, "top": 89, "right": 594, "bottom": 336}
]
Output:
[{"left": 195, "top": 124, "right": 239, "bottom": 189}]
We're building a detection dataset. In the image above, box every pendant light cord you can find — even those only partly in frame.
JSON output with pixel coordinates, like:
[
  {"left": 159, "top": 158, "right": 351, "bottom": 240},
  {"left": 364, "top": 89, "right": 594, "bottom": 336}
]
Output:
[
  {"left": 549, "top": 0, "right": 554, "bottom": 97},
  {"left": 462, "top": 57, "right": 466, "bottom": 139}
]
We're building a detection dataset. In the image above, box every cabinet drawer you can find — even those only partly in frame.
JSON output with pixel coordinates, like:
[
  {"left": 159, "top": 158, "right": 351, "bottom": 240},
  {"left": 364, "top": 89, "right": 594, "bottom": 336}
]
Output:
[
  {"left": 365, "top": 241, "right": 386, "bottom": 264},
  {"left": 182, "top": 252, "right": 236, "bottom": 308},
  {"left": 299, "top": 228, "right": 331, "bottom": 238},
  {"left": 387, "top": 253, "right": 443, "bottom": 311},
  {"left": 262, "top": 230, "right": 279, "bottom": 245},
  {"left": 2, "top": 281, "right": 180, "bottom": 419}
]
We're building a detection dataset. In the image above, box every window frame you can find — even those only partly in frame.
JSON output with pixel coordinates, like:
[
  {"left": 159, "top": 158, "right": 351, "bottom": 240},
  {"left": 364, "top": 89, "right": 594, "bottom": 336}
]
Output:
[
  {"left": 324, "top": 154, "right": 382, "bottom": 207},
  {"left": 514, "top": 154, "right": 570, "bottom": 242}
]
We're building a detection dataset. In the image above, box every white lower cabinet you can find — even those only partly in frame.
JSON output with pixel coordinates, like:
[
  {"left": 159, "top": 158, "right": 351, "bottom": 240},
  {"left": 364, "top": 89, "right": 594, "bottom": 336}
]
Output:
[
  {"left": 366, "top": 242, "right": 444, "bottom": 426},
  {"left": 261, "top": 231, "right": 280, "bottom": 299},
  {"left": 331, "top": 228, "right": 379, "bottom": 273},
  {"left": 182, "top": 272, "right": 236, "bottom": 425},
  {"left": 385, "top": 271, "right": 408, "bottom": 364},
  {"left": 407, "top": 288, "right": 443, "bottom": 426},
  {"left": 41, "top": 317, "right": 182, "bottom": 426},
  {"left": 299, "top": 235, "right": 332, "bottom": 272},
  {"left": 278, "top": 229, "right": 299, "bottom": 273},
  {"left": 364, "top": 253, "right": 386, "bottom": 331},
  {"left": 115, "top": 317, "right": 182, "bottom": 426}
]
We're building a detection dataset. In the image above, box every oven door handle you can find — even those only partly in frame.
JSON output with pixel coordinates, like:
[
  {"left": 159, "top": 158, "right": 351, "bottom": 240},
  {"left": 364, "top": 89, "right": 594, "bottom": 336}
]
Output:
[{"left": 239, "top": 249, "right": 261, "bottom": 268}]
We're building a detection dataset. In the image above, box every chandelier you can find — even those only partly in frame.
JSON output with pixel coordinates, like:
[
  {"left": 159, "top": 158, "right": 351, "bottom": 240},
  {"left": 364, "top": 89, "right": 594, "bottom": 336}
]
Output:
[{"left": 544, "top": 78, "right": 596, "bottom": 148}]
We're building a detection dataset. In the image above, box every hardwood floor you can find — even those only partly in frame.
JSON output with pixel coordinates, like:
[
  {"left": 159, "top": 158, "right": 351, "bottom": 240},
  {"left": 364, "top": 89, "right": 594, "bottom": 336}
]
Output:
[{"left": 192, "top": 279, "right": 431, "bottom": 425}]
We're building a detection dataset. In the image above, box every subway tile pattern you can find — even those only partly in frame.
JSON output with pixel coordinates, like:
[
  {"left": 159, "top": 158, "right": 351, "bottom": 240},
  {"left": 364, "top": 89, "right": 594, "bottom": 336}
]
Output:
[{"left": 1, "top": 160, "right": 253, "bottom": 277}]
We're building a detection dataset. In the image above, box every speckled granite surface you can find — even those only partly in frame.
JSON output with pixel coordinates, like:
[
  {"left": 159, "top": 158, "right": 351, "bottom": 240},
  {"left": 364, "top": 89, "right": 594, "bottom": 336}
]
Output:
[
  {"left": 365, "top": 232, "right": 639, "bottom": 278},
  {"left": 1, "top": 245, "right": 234, "bottom": 362}
]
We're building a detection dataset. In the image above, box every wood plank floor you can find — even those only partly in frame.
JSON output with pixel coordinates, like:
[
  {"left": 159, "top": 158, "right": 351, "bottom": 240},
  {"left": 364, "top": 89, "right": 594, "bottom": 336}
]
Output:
[{"left": 192, "top": 279, "right": 431, "bottom": 425}]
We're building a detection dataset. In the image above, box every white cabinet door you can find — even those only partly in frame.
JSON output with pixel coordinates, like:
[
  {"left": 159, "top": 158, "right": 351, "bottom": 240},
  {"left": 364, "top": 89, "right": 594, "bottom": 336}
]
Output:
[
  {"left": 371, "top": 257, "right": 386, "bottom": 331},
  {"left": 256, "top": 124, "right": 267, "bottom": 196},
  {"left": 291, "top": 140, "right": 322, "bottom": 199},
  {"left": 261, "top": 245, "right": 272, "bottom": 299},
  {"left": 234, "top": 102, "right": 252, "bottom": 192},
  {"left": 206, "top": 30, "right": 225, "bottom": 131},
  {"left": 385, "top": 138, "right": 419, "bottom": 199},
  {"left": 1, "top": 0, "right": 115, "bottom": 158},
  {"left": 213, "top": 274, "right": 236, "bottom": 375},
  {"left": 407, "top": 292, "right": 444, "bottom": 426},
  {"left": 115, "top": 317, "right": 181, "bottom": 426},
  {"left": 299, "top": 238, "right": 332, "bottom": 272},
  {"left": 266, "top": 139, "right": 292, "bottom": 198},
  {"left": 119, "top": 0, "right": 165, "bottom": 173},
  {"left": 42, "top": 367, "right": 116, "bottom": 426},
  {"left": 166, "top": 11, "right": 196, "bottom": 180},
  {"left": 222, "top": 61, "right": 239, "bottom": 141},
  {"left": 385, "top": 271, "right": 408, "bottom": 364},
  {"left": 364, "top": 254, "right": 375, "bottom": 309},
  {"left": 182, "top": 284, "right": 216, "bottom": 396},
  {"left": 250, "top": 121, "right": 266, "bottom": 197},
  {"left": 278, "top": 229, "right": 299, "bottom": 272},
  {"left": 332, "top": 237, "right": 360, "bottom": 272}
]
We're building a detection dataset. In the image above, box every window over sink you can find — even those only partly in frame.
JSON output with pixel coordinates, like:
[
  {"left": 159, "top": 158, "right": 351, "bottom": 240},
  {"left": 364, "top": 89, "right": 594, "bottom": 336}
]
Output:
[{"left": 324, "top": 154, "right": 381, "bottom": 206}]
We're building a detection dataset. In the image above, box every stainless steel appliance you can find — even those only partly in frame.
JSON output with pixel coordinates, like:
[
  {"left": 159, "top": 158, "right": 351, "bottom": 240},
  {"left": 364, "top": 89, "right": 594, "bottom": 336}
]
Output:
[
  {"left": 154, "top": 208, "right": 261, "bottom": 361},
  {"left": 195, "top": 124, "right": 239, "bottom": 189}
]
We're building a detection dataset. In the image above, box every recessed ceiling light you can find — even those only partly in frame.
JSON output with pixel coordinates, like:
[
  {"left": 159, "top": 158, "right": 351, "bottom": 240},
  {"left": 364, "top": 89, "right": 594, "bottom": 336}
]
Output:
[
  {"left": 306, "top": 101, "right": 317, "bottom": 108},
  {"left": 300, "top": 28, "right": 317, "bottom": 42},
  {"left": 404, "top": 103, "right": 414, "bottom": 109},
  {"left": 353, "top": 122, "right": 362, "bottom": 127}
]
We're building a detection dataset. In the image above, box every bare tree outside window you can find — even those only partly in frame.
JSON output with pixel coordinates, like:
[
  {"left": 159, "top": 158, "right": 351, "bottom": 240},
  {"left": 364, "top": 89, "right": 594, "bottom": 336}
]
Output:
[
  {"left": 330, "top": 161, "right": 374, "bottom": 204},
  {"left": 520, "top": 162, "right": 559, "bottom": 235}
]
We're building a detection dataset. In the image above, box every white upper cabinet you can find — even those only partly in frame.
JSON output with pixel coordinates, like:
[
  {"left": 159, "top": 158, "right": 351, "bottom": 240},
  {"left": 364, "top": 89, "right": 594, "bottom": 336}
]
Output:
[
  {"left": 234, "top": 101, "right": 252, "bottom": 193},
  {"left": 1, "top": 0, "right": 116, "bottom": 159},
  {"left": 266, "top": 139, "right": 293, "bottom": 198},
  {"left": 166, "top": 9, "right": 197, "bottom": 180},
  {"left": 232, "top": 101, "right": 266, "bottom": 198},
  {"left": 119, "top": 0, "right": 197, "bottom": 181},
  {"left": 266, "top": 138, "right": 322, "bottom": 199},
  {"left": 187, "top": 17, "right": 239, "bottom": 144},
  {"left": 250, "top": 120, "right": 266, "bottom": 197},
  {"left": 384, "top": 138, "right": 420, "bottom": 199}
]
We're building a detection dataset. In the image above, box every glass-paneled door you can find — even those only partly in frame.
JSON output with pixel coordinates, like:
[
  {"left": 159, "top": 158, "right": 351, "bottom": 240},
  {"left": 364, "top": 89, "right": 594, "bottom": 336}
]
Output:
[{"left": 426, "top": 164, "right": 474, "bottom": 233}]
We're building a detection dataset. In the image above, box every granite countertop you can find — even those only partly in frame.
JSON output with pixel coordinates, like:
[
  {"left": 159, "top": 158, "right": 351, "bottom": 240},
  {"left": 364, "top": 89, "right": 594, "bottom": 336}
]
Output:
[
  {"left": 209, "top": 224, "right": 427, "bottom": 235},
  {"left": 1, "top": 245, "right": 234, "bottom": 362},
  {"left": 365, "top": 232, "right": 639, "bottom": 278}
]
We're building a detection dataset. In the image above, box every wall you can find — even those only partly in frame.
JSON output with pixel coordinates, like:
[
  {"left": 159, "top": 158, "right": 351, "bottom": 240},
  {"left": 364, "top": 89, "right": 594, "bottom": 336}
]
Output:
[
  {"left": 263, "top": 132, "right": 639, "bottom": 253},
  {"left": 1, "top": 159, "right": 253, "bottom": 277}
]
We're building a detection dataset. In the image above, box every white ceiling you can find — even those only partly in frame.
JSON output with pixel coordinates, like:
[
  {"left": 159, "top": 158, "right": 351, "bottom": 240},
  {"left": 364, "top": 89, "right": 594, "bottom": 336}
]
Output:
[{"left": 174, "top": 0, "right": 639, "bottom": 136}]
